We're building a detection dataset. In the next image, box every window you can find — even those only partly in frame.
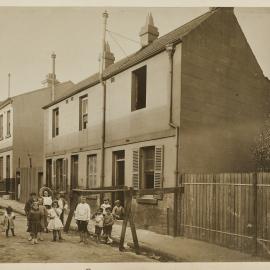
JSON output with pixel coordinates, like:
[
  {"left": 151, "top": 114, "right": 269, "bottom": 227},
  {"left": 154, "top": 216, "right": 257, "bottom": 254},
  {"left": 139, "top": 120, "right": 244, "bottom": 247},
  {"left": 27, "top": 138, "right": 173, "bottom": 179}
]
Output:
[
  {"left": 131, "top": 65, "right": 147, "bottom": 111},
  {"left": 6, "top": 110, "right": 11, "bottom": 137},
  {"left": 55, "top": 158, "right": 64, "bottom": 191},
  {"left": 87, "top": 154, "right": 97, "bottom": 188},
  {"left": 132, "top": 145, "right": 163, "bottom": 190},
  {"left": 0, "top": 157, "right": 3, "bottom": 180},
  {"left": 52, "top": 108, "right": 59, "bottom": 137},
  {"left": 6, "top": 155, "right": 10, "bottom": 179},
  {"left": 0, "top": 115, "right": 3, "bottom": 140},
  {"left": 79, "top": 96, "right": 88, "bottom": 130},
  {"left": 141, "top": 146, "right": 155, "bottom": 189}
]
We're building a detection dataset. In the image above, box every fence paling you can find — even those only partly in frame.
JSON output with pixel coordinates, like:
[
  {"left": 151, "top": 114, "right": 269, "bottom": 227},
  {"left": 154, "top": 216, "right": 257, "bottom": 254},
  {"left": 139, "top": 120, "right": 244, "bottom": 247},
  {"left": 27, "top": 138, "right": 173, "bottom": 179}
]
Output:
[{"left": 181, "top": 172, "right": 270, "bottom": 257}]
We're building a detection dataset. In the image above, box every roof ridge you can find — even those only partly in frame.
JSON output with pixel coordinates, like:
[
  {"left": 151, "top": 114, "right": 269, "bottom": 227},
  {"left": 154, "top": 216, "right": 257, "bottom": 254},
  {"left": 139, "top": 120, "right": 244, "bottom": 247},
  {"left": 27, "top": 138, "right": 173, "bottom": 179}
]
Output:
[{"left": 43, "top": 9, "right": 216, "bottom": 109}]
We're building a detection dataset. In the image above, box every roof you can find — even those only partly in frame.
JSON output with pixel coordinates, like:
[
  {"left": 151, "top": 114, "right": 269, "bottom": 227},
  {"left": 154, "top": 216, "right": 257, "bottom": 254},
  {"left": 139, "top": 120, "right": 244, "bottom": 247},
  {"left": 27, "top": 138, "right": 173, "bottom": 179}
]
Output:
[
  {"left": 43, "top": 8, "right": 219, "bottom": 109},
  {"left": 0, "top": 81, "right": 74, "bottom": 111}
]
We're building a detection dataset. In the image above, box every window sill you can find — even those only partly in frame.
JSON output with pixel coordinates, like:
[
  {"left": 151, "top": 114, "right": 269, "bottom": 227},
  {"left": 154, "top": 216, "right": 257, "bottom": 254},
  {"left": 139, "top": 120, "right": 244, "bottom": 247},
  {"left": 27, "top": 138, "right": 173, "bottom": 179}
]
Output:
[{"left": 136, "top": 196, "right": 158, "bottom": 205}]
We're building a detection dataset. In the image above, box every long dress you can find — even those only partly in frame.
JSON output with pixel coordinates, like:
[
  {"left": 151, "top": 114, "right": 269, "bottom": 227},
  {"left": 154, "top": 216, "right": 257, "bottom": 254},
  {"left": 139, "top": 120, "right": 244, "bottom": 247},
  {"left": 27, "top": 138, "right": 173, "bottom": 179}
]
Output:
[
  {"left": 47, "top": 208, "right": 63, "bottom": 231},
  {"left": 28, "top": 209, "right": 42, "bottom": 237}
]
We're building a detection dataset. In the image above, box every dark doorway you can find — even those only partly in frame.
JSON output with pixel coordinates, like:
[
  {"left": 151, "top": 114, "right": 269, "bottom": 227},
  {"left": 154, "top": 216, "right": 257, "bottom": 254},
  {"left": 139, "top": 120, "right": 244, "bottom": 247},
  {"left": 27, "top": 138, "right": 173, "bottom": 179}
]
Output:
[
  {"left": 38, "top": 172, "right": 43, "bottom": 191},
  {"left": 71, "top": 155, "right": 79, "bottom": 191},
  {"left": 46, "top": 159, "right": 52, "bottom": 187},
  {"left": 112, "top": 150, "right": 125, "bottom": 205}
]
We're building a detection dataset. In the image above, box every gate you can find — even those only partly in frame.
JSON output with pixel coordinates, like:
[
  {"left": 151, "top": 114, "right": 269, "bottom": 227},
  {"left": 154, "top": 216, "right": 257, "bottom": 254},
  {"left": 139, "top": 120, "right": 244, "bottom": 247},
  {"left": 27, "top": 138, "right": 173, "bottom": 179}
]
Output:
[{"left": 179, "top": 172, "right": 270, "bottom": 257}]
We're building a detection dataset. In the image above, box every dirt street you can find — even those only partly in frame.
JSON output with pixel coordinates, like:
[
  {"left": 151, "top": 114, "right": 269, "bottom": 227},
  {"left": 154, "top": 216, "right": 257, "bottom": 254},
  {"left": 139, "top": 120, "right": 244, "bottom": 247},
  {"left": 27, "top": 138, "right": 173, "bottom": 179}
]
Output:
[{"left": 0, "top": 212, "right": 153, "bottom": 263}]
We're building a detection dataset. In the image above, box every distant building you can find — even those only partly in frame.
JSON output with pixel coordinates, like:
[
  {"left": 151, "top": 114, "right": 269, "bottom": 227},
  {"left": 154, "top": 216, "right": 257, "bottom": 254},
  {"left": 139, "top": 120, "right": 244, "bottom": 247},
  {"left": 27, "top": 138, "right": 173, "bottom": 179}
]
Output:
[
  {"left": 43, "top": 8, "right": 270, "bottom": 235},
  {"left": 0, "top": 64, "right": 73, "bottom": 201}
]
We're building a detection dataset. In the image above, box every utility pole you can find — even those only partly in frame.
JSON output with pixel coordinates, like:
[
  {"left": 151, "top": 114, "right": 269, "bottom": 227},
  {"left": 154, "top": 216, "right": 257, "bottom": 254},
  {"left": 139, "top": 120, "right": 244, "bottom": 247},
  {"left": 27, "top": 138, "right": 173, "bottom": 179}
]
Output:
[
  {"left": 51, "top": 52, "right": 56, "bottom": 101},
  {"left": 100, "top": 10, "right": 108, "bottom": 190},
  {"left": 8, "top": 73, "right": 11, "bottom": 98}
]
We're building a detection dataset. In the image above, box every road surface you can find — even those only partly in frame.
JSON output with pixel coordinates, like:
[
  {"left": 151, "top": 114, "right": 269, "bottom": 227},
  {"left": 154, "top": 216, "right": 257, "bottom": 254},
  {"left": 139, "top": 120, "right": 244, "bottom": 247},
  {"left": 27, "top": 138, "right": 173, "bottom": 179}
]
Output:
[{"left": 0, "top": 211, "right": 153, "bottom": 263}]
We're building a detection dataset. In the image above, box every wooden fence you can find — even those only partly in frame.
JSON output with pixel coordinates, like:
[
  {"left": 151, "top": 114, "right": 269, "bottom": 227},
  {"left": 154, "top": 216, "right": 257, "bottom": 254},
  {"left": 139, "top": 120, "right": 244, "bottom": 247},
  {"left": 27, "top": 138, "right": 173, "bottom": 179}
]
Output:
[
  {"left": 18, "top": 167, "right": 43, "bottom": 203},
  {"left": 179, "top": 172, "right": 270, "bottom": 257}
]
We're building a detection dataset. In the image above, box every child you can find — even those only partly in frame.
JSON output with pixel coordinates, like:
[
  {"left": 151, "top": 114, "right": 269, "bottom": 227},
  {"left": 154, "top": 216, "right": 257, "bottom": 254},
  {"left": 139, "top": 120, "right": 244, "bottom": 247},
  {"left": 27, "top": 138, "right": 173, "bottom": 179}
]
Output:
[
  {"left": 100, "top": 198, "right": 111, "bottom": 215},
  {"left": 38, "top": 197, "right": 48, "bottom": 241},
  {"left": 112, "top": 200, "right": 125, "bottom": 220},
  {"left": 28, "top": 201, "right": 42, "bottom": 245},
  {"left": 92, "top": 208, "right": 104, "bottom": 243},
  {"left": 75, "top": 196, "right": 91, "bottom": 244},
  {"left": 24, "top": 192, "right": 37, "bottom": 241},
  {"left": 3, "top": 206, "right": 16, "bottom": 237},
  {"left": 42, "top": 190, "right": 52, "bottom": 210},
  {"left": 47, "top": 200, "right": 63, "bottom": 241},
  {"left": 103, "top": 207, "right": 114, "bottom": 244},
  {"left": 56, "top": 191, "right": 68, "bottom": 226}
]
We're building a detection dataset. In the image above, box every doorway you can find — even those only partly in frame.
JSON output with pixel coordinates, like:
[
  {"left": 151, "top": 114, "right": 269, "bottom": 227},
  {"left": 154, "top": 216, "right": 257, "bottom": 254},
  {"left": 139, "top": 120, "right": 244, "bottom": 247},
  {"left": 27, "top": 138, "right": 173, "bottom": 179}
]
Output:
[
  {"left": 71, "top": 155, "right": 79, "bottom": 191},
  {"left": 113, "top": 150, "right": 125, "bottom": 205}
]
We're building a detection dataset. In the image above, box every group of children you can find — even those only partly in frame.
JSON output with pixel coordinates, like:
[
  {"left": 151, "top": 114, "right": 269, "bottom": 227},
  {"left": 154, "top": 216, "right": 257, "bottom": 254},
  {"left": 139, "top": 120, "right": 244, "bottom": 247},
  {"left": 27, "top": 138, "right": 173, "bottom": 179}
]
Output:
[
  {"left": 91, "top": 198, "right": 125, "bottom": 244},
  {"left": 2, "top": 190, "right": 125, "bottom": 247},
  {"left": 24, "top": 189, "right": 68, "bottom": 245}
]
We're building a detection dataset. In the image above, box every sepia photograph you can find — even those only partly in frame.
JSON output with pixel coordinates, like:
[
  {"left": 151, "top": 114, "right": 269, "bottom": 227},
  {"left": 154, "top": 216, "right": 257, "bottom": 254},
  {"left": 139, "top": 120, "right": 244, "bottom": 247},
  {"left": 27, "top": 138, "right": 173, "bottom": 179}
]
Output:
[{"left": 1, "top": 1, "right": 270, "bottom": 266}]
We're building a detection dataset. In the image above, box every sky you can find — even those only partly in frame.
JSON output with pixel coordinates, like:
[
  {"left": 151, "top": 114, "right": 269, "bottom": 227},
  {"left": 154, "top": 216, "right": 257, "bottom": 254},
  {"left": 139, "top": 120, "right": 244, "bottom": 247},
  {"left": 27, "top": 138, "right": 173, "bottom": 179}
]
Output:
[{"left": 0, "top": 6, "right": 270, "bottom": 100}]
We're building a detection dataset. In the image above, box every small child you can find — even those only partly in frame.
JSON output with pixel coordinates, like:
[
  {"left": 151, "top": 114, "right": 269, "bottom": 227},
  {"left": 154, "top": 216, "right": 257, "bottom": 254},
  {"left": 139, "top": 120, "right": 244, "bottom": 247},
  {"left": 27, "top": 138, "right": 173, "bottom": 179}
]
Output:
[
  {"left": 42, "top": 190, "right": 52, "bottom": 210},
  {"left": 100, "top": 198, "right": 111, "bottom": 215},
  {"left": 103, "top": 207, "right": 114, "bottom": 244},
  {"left": 3, "top": 206, "right": 16, "bottom": 237},
  {"left": 92, "top": 208, "right": 104, "bottom": 243},
  {"left": 38, "top": 197, "right": 48, "bottom": 241},
  {"left": 28, "top": 202, "right": 42, "bottom": 244},
  {"left": 112, "top": 200, "right": 125, "bottom": 220},
  {"left": 47, "top": 200, "right": 63, "bottom": 241}
]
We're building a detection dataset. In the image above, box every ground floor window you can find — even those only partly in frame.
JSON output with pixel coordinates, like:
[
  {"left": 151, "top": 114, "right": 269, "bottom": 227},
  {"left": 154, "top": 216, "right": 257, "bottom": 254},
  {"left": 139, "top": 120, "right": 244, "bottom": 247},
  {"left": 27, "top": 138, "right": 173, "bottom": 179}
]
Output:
[
  {"left": 6, "top": 155, "right": 10, "bottom": 179},
  {"left": 132, "top": 145, "right": 163, "bottom": 190},
  {"left": 87, "top": 154, "right": 97, "bottom": 188}
]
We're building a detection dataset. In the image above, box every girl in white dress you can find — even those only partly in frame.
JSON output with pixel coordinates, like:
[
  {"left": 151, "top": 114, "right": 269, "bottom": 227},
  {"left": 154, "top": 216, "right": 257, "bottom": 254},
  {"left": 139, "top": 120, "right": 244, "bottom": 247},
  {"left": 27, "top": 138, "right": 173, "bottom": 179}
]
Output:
[{"left": 47, "top": 200, "right": 63, "bottom": 241}]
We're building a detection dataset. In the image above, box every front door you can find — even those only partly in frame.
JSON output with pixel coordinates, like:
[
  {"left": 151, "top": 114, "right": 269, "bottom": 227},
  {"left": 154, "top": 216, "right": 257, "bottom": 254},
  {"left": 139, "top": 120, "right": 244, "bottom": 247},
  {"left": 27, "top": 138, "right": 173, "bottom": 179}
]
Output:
[
  {"left": 71, "top": 155, "right": 79, "bottom": 191},
  {"left": 113, "top": 150, "right": 125, "bottom": 205}
]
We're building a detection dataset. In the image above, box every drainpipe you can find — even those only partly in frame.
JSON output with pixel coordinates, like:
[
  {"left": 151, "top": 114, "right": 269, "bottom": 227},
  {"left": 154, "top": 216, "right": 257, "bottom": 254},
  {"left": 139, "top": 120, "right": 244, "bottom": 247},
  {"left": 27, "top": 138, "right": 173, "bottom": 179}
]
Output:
[
  {"left": 166, "top": 44, "right": 180, "bottom": 237},
  {"left": 100, "top": 11, "right": 108, "bottom": 190},
  {"left": 166, "top": 44, "right": 180, "bottom": 187}
]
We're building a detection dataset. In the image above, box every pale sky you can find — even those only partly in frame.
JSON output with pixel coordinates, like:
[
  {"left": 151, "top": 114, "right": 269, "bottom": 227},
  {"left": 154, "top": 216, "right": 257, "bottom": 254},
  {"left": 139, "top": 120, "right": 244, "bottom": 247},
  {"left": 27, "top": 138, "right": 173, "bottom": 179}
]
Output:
[{"left": 0, "top": 7, "right": 270, "bottom": 100}]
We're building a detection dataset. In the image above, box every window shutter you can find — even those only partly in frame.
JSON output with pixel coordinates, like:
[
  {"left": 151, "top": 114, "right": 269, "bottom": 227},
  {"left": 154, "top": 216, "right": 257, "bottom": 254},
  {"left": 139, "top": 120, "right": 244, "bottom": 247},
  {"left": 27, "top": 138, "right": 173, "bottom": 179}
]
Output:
[
  {"left": 154, "top": 145, "right": 164, "bottom": 199},
  {"left": 52, "top": 160, "right": 56, "bottom": 190},
  {"left": 62, "top": 158, "right": 68, "bottom": 192},
  {"left": 132, "top": 149, "right": 140, "bottom": 190}
]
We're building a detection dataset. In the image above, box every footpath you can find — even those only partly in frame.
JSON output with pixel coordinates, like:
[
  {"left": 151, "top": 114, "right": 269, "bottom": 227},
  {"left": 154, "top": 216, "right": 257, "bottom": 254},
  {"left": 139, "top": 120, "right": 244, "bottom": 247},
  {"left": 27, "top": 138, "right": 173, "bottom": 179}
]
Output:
[{"left": 0, "top": 197, "right": 267, "bottom": 262}]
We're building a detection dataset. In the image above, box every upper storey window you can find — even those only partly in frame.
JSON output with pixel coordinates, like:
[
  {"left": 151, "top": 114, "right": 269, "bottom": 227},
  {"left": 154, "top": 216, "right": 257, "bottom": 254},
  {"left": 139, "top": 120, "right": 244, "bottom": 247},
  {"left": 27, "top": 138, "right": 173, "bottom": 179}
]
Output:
[
  {"left": 79, "top": 95, "right": 88, "bottom": 130},
  {"left": 131, "top": 65, "right": 147, "bottom": 111},
  {"left": 52, "top": 108, "right": 59, "bottom": 137}
]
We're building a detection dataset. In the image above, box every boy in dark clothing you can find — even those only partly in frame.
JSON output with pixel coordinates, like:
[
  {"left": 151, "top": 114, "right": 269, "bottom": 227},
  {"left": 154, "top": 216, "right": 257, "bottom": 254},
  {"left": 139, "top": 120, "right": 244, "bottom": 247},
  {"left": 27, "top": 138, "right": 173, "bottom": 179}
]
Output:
[
  {"left": 24, "top": 192, "right": 37, "bottom": 241},
  {"left": 103, "top": 207, "right": 114, "bottom": 244}
]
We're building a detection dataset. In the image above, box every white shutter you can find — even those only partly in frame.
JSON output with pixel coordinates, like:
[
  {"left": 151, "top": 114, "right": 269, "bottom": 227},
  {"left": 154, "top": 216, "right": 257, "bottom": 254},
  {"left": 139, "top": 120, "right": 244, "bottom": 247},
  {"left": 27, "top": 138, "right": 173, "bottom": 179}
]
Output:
[
  {"left": 63, "top": 158, "right": 68, "bottom": 192},
  {"left": 154, "top": 145, "right": 164, "bottom": 199},
  {"left": 132, "top": 149, "right": 140, "bottom": 189}
]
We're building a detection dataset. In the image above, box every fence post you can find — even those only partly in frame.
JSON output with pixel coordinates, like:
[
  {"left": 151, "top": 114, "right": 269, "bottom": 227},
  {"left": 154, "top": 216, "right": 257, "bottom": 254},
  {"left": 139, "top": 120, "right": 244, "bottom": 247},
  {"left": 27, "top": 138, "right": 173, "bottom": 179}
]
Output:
[{"left": 253, "top": 172, "right": 258, "bottom": 256}]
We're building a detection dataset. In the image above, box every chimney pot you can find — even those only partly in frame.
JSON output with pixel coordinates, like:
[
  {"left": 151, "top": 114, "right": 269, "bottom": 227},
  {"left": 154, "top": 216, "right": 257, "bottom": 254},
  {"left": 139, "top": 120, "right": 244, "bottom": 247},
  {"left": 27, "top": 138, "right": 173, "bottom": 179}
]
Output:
[
  {"left": 139, "top": 13, "right": 159, "bottom": 47},
  {"left": 104, "top": 42, "right": 115, "bottom": 68}
]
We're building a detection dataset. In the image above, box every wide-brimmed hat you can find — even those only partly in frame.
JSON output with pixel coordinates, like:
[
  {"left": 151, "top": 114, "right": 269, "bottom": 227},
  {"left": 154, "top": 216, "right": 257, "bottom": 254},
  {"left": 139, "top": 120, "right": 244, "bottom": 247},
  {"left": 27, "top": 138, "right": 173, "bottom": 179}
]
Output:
[{"left": 39, "top": 186, "right": 53, "bottom": 197}]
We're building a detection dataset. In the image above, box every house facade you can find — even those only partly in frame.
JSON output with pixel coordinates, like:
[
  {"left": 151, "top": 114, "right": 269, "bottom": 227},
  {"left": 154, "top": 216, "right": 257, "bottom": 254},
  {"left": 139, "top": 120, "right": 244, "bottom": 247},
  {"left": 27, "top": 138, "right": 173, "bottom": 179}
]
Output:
[
  {"left": 43, "top": 8, "right": 270, "bottom": 235},
  {"left": 0, "top": 79, "right": 73, "bottom": 201}
]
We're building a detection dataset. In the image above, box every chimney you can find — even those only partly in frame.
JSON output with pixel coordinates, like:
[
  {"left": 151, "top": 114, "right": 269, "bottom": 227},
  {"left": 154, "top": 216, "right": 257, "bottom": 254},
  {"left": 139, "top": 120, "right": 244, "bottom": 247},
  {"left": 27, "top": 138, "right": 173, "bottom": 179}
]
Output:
[
  {"left": 104, "top": 42, "right": 115, "bottom": 68},
  {"left": 42, "top": 52, "right": 59, "bottom": 101},
  {"left": 139, "top": 13, "right": 159, "bottom": 48}
]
